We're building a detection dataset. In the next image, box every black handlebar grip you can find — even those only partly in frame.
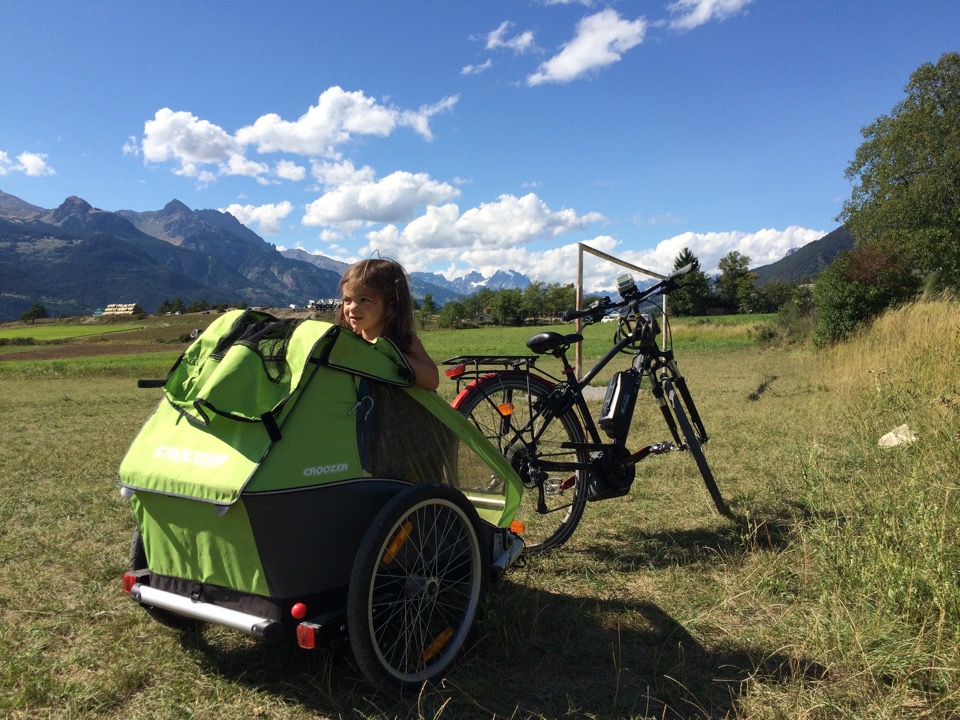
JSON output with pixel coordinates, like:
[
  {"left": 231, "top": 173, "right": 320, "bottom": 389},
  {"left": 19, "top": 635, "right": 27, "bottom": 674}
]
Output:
[{"left": 137, "top": 379, "right": 166, "bottom": 388}]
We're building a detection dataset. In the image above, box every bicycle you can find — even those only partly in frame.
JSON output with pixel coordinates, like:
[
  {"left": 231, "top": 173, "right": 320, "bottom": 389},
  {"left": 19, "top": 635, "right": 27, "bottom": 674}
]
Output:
[{"left": 443, "top": 263, "right": 731, "bottom": 555}]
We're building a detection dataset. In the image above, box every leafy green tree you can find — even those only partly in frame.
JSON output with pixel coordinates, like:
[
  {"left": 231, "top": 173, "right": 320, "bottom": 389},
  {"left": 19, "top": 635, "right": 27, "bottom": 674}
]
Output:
[
  {"left": 715, "top": 251, "right": 757, "bottom": 313},
  {"left": 813, "top": 243, "right": 920, "bottom": 346},
  {"left": 21, "top": 303, "right": 48, "bottom": 324},
  {"left": 490, "top": 289, "right": 525, "bottom": 326},
  {"left": 668, "top": 248, "right": 715, "bottom": 316},
  {"left": 839, "top": 52, "right": 960, "bottom": 286},
  {"left": 437, "top": 300, "right": 467, "bottom": 328},
  {"left": 547, "top": 283, "right": 576, "bottom": 320},
  {"left": 416, "top": 293, "right": 437, "bottom": 329},
  {"left": 753, "top": 280, "right": 797, "bottom": 313},
  {"left": 462, "top": 288, "right": 495, "bottom": 320},
  {"left": 186, "top": 299, "right": 210, "bottom": 313},
  {"left": 523, "top": 282, "right": 549, "bottom": 322}
]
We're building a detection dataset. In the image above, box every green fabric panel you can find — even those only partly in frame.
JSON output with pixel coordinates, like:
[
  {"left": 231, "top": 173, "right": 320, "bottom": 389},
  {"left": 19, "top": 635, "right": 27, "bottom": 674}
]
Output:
[
  {"left": 245, "top": 365, "right": 364, "bottom": 491},
  {"left": 165, "top": 313, "right": 336, "bottom": 424},
  {"left": 131, "top": 492, "right": 269, "bottom": 596},
  {"left": 326, "top": 331, "right": 414, "bottom": 386},
  {"left": 119, "top": 400, "right": 266, "bottom": 504},
  {"left": 162, "top": 310, "right": 262, "bottom": 424},
  {"left": 404, "top": 388, "right": 522, "bottom": 527}
]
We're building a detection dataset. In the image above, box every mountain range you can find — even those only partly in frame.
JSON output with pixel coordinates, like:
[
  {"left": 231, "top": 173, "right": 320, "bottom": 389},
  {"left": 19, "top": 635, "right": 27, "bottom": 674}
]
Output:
[
  {"left": 0, "top": 189, "right": 850, "bottom": 321},
  {"left": 0, "top": 191, "right": 534, "bottom": 320}
]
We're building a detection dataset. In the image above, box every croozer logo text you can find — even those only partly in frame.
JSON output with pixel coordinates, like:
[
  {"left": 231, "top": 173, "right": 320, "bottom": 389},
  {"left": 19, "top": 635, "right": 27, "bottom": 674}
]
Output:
[
  {"left": 303, "top": 463, "right": 349, "bottom": 477},
  {"left": 154, "top": 446, "right": 229, "bottom": 468}
]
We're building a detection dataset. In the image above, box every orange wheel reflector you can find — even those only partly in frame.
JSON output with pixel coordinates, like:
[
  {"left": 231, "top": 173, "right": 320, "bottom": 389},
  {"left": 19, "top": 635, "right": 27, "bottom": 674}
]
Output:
[
  {"left": 421, "top": 627, "right": 454, "bottom": 662},
  {"left": 497, "top": 402, "right": 514, "bottom": 416},
  {"left": 559, "top": 475, "right": 576, "bottom": 490},
  {"left": 383, "top": 521, "right": 413, "bottom": 565},
  {"left": 509, "top": 519, "right": 525, "bottom": 535}
]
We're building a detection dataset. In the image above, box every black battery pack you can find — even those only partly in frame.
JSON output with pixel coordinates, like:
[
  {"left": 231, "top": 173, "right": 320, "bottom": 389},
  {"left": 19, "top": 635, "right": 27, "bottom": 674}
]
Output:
[{"left": 599, "top": 370, "right": 640, "bottom": 440}]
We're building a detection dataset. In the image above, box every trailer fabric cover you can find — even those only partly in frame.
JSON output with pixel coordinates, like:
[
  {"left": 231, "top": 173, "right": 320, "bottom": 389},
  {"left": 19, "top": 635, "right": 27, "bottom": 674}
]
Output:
[{"left": 118, "top": 310, "right": 521, "bottom": 595}]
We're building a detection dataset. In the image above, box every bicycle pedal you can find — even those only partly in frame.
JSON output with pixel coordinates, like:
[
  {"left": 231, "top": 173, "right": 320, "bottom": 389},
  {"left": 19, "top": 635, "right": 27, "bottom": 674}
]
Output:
[{"left": 543, "top": 478, "right": 564, "bottom": 496}]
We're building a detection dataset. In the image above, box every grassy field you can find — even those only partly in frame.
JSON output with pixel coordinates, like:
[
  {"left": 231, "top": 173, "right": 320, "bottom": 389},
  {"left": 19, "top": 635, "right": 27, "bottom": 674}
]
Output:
[{"left": 0, "top": 307, "right": 957, "bottom": 718}]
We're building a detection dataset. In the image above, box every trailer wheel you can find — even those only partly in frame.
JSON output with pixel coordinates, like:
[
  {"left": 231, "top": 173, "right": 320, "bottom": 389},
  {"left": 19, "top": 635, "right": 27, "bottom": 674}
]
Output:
[{"left": 347, "top": 483, "right": 488, "bottom": 692}]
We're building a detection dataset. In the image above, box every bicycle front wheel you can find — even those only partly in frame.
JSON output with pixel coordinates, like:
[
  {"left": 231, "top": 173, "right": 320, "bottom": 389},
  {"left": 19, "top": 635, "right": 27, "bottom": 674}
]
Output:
[
  {"left": 452, "top": 373, "right": 588, "bottom": 554},
  {"left": 661, "top": 376, "right": 731, "bottom": 517}
]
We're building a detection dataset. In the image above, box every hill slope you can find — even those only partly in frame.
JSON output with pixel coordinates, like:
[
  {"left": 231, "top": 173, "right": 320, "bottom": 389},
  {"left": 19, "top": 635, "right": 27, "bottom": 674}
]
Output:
[{"left": 752, "top": 226, "right": 853, "bottom": 284}]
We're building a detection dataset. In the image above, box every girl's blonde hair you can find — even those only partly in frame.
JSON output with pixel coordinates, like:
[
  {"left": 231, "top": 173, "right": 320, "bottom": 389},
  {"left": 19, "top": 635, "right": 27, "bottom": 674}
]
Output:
[{"left": 337, "top": 258, "right": 416, "bottom": 351}]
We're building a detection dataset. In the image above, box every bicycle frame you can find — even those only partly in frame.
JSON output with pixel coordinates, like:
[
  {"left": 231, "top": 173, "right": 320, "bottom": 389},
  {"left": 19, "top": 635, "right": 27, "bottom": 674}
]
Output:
[{"left": 447, "top": 263, "right": 729, "bottom": 519}]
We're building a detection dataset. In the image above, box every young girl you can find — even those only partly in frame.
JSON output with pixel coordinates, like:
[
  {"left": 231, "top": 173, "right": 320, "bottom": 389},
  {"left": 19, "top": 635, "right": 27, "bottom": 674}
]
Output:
[{"left": 337, "top": 258, "right": 440, "bottom": 391}]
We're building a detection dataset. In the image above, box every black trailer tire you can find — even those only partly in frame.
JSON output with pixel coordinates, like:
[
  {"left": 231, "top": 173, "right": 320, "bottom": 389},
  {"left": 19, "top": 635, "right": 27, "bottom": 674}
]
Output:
[{"left": 347, "top": 483, "right": 488, "bottom": 692}]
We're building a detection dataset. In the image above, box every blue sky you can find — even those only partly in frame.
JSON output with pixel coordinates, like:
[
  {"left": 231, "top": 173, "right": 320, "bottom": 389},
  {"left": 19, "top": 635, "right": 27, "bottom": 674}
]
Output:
[{"left": 2, "top": 1, "right": 957, "bottom": 290}]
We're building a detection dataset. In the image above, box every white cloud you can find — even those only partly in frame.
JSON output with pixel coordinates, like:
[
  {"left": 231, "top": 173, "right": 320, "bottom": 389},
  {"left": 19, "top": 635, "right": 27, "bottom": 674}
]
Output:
[
  {"left": 311, "top": 159, "right": 377, "bottom": 188},
  {"left": 462, "top": 59, "right": 494, "bottom": 75},
  {"left": 142, "top": 108, "right": 248, "bottom": 179},
  {"left": 220, "top": 201, "right": 293, "bottom": 235},
  {"left": 360, "top": 193, "right": 605, "bottom": 268},
  {"left": 275, "top": 159, "right": 306, "bottom": 182},
  {"left": 134, "top": 88, "right": 457, "bottom": 184},
  {"left": 360, "top": 224, "right": 825, "bottom": 291},
  {"left": 486, "top": 21, "right": 536, "bottom": 53},
  {"left": 528, "top": 9, "right": 646, "bottom": 85},
  {"left": 587, "top": 226, "right": 827, "bottom": 281},
  {"left": 396, "top": 95, "right": 459, "bottom": 141},
  {"left": 236, "top": 87, "right": 457, "bottom": 153},
  {"left": 303, "top": 171, "right": 460, "bottom": 225},
  {"left": 0, "top": 150, "right": 56, "bottom": 176},
  {"left": 667, "top": 0, "right": 754, "bottom": 31}
]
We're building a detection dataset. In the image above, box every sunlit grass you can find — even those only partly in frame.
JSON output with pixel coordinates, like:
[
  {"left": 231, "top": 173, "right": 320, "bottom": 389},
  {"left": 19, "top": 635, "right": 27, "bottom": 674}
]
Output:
[
  {"left": 1, "top": 304, "right": 958, "bottom": 717},
  {"left": 0, "top": 324, "right": 144, "bottom": 340}
]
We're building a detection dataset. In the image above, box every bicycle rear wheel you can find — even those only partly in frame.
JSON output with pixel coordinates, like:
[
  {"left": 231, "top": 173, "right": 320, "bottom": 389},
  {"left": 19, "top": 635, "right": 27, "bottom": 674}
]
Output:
[
  {"left": 661, "top": 376, "right": 731, "bottom": 516},
  {"left": 452, "top": 373, "right": 588, "bottom": 554}
]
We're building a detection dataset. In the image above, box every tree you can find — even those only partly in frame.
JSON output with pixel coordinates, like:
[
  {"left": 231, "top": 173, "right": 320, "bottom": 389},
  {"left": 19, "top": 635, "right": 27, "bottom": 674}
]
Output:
[
  {"left": 416, "top": 293, "right": 437, "bottom": 329},
  {"left": 523, "top": 282, "right": 549, "bottom": 322},
  {"left": 547, "top": 283, "right": 576, "bottom": 320},
  {"left": 813, "top": 243, "right": 920, "bottom": 346},
  {"left": 715, "top": 251, "right": 757, "bottom": 313},
  {"left": 437, "top": 300, "right": 467, "bottom": 328},
  {"left": 490, "top": 289, "right": 525, "bottom": 326},
  {"left": 668, "top": 248, "right": 715, "bottom": 316},
  {"left": 839, "top": 52, "right": 960, "bottom": 286},
  {"left": 21, "top": 303, "right": 48, "bottom": 325}
]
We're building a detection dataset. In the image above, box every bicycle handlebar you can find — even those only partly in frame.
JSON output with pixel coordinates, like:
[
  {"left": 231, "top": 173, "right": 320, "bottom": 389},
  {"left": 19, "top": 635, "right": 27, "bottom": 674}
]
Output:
[{"left": 563, "top": 262, "right": 696, "bottom": 324}]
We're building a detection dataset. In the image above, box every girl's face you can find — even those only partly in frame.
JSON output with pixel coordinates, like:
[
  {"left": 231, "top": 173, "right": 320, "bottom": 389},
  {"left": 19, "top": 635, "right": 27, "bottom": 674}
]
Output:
[{"left": 341, "top": 283, "right": 385, "bottom": 341}]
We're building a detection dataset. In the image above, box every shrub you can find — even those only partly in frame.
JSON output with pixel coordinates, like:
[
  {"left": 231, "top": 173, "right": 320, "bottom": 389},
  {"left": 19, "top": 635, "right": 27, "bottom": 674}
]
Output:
[{"left": 813, "top": 243, "right": 920, "bottom": 346}]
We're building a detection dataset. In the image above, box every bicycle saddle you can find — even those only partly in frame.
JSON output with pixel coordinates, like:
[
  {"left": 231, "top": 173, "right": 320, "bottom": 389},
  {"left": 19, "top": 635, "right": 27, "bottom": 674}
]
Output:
[{"left": 526, "top": 331, "right": 583, "bottom": 356}]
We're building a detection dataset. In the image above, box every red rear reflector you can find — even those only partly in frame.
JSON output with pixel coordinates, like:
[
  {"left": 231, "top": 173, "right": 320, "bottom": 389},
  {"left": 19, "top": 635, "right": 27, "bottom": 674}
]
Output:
[
  {"left": 122, "top": 573, "right": 138, "bottom": 593},
  {"left": 497, "top": 402, "right": 514, "bottom": 416},
  {"left": 445, "top": 364, "right": 466, "bottom": 378},
  {"left": 559, "top": 475, "right": 576, "bottom": 490},
  {"left": 509, "top": 520, "right": 525, "bottom": 535},
  {"left": 291, "top": 602, "right": 308, "bottom": 620},
  {"left": 296, "top": 624, "right": 317, "bottom": 649}
]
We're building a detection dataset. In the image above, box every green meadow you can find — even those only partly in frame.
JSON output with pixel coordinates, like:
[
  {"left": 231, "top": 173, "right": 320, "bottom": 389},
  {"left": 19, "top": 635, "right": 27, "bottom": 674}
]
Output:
[{"left": 1, "top": 306, "right": 957, "bottom": 718}]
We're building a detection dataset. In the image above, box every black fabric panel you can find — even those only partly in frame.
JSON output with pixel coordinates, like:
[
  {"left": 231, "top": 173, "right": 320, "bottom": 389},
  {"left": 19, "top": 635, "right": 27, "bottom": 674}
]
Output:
[{"left": 243, "top": 478, "right": 412, "bottom": 598}]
